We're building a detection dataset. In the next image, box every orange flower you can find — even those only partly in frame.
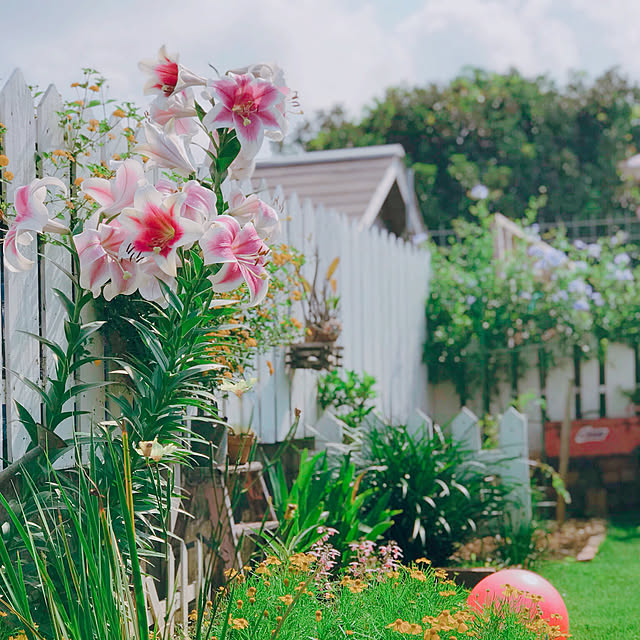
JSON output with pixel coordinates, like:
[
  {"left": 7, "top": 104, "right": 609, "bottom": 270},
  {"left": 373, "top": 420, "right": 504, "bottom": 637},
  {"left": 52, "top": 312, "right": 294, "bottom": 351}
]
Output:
[
  {"left": 3, "top": 171, "right": 13, "bottom": 182},
  {"left": 0, "top": 155, "right": 8, "bottom": 167},
  {"left": 267, "top": 360, "right": 274, "bottom": 376},
  {"left": 112, "top": 108, "right": 127, "bottom": 118}
]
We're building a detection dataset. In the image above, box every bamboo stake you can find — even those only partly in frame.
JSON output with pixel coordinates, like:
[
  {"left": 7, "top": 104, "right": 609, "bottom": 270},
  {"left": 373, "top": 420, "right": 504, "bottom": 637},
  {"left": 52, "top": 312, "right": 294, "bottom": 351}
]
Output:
[{"left": 556, "top": 377, "right": 574, "bottom": 524}]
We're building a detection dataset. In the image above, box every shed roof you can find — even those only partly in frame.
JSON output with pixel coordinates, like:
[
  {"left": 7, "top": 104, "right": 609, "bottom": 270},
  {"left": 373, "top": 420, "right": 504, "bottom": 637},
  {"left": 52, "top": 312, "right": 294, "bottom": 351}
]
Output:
[{"left": 251, "top": 144, "right": 424, "bottom": 236}]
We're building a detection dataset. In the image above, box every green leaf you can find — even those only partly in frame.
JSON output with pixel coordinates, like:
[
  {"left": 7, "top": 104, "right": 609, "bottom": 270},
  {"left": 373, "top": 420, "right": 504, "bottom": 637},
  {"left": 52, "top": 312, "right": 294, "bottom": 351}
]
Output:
[{"left": 14, "top": 401, "right": 39, "bottom": 444}]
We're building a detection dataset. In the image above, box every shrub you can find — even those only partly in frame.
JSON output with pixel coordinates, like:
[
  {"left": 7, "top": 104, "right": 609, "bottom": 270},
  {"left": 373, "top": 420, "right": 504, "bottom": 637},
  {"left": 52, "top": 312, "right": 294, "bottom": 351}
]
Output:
[
  {"left": 317, "top": 369, "right": 377, "bottom": 429},
  {"left": 361, "top": 424, "right": 513, "bottom": 566},
  {"left": 266, "top": 449, "right": 397, "bottom": 558}
]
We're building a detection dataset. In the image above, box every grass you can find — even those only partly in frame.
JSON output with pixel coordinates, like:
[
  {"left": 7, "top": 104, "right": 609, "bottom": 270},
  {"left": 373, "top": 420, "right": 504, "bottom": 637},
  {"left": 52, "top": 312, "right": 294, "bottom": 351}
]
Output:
[{"left": 538, "top": 516, "right": 640, "bottom": 640}]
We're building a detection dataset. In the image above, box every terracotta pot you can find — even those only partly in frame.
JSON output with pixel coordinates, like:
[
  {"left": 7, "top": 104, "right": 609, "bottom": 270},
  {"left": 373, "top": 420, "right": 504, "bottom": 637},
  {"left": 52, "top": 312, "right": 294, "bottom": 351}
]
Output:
[{"left": 227, "top": 432, "right": 256, "bottom": 465}]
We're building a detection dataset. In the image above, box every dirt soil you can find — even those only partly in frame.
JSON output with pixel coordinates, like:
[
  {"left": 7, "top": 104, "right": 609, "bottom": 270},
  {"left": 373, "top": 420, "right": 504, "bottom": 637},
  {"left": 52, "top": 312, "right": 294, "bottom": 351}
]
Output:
[{"left": 450, "top": 518, "right": 607, "bottom": 566}]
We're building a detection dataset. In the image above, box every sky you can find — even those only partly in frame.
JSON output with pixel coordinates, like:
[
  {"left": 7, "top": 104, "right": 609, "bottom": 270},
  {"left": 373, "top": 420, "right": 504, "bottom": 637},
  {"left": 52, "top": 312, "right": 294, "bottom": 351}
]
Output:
[{"left": 2, "top": 0, "right": 640, "bottom": 122}]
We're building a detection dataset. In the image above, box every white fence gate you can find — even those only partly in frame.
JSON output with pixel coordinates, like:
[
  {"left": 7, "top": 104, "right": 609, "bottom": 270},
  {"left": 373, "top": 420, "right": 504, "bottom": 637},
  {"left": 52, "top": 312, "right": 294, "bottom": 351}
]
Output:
[{"left": 0, "top": 69, "right": 431, "bottom": 464}]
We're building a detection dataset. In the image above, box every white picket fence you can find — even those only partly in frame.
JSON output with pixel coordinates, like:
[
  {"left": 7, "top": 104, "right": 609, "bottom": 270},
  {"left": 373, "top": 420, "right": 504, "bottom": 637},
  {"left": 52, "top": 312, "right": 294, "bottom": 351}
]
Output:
[
  {"left": 429, "top": 342, "right": 638, "bottom": 458},
  {"left": 221, "top": 192, "right": 431, "bottom": 444},
  {"left": 0, "top": 69, "right": 431, "bottom": 464}
]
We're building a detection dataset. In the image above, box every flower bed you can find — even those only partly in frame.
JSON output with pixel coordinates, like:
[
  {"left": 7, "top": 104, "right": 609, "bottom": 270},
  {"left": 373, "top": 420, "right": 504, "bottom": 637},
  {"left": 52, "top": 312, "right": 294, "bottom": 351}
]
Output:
[{"left": 192, "top": 553, "right": 565, "bottom": 639}]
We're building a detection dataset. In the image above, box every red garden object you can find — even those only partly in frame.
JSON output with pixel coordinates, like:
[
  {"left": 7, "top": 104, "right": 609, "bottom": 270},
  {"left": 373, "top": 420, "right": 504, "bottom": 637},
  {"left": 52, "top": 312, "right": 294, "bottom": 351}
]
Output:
[{"left": 544, "top": 416, "right": 640, "bottom": 458}]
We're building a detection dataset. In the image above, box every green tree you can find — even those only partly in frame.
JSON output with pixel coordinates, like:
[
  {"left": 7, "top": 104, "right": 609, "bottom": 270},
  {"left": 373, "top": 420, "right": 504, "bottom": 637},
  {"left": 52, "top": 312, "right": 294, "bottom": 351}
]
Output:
[{"left": 298, "top": 68, "right": 640, "bottom": 229}]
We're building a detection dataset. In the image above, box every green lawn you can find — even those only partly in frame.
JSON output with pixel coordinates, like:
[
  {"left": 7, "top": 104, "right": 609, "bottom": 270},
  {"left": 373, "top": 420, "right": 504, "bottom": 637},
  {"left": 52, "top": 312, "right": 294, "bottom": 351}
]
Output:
[{"left": 538, "top": 517, "right": 640, "bottom": 640}]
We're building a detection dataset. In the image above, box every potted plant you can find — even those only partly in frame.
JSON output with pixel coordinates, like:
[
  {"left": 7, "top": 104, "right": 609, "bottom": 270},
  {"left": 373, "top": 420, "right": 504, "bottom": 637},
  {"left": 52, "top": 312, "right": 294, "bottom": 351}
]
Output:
[
  {"left": 300, "top": 254, "right": 341, "bottom": 343},
  {"left": 219, "top": 377, "right": 258, "bottom": 464},
  {"left": 226, "top": 423, "right": 256, "bottom": 465},
  {"left": 287, "top": 254, "right": 343, "bottom": 370}
]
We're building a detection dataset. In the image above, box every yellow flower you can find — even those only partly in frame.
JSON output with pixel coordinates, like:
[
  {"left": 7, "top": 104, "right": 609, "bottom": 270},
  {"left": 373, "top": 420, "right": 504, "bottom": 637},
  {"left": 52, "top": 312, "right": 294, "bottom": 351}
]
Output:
[
  {"left": 315, "top": 609, "right": 322, "bottom": 622},
  {"left": 278, "top": 594, "right": 294, "bottom": 606},
  {"left": 409, "top": 569, "right": 426, "bottom": 582},
  {"left": 0, "top": 155, "right": 8, "bottom": 167},
  {"left": 265, "top": 555, "right": 282, "bottom": 566},
  {"left": 255, "top": 563, "right": 271, "bottom": 576},
  {"left": 229, "top": 617, "right": 249, "bottom": 630},
  {"left": 3, "top": 171, "right": 14, "bottom": 182},
  {"left": 89, "top": 85, "right": 100, "bottom": 92},
  {"left": 112, "top": 108, "right": 127, "bottom": 118}
]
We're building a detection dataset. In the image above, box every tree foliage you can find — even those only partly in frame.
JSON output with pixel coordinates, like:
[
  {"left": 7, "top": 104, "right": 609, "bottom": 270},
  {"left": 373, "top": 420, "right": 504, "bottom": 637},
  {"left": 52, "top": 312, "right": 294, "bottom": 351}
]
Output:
[{"left": 297, "top": 68, "right": 640, "bottom": 228}]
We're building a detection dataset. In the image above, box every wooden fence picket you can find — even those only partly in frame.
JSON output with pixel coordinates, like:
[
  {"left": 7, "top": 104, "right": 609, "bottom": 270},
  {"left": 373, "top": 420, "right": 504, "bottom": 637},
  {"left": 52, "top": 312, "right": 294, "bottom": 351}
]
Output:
[{"left": 0, "top": 69, "right": 40, "bottom": 462}]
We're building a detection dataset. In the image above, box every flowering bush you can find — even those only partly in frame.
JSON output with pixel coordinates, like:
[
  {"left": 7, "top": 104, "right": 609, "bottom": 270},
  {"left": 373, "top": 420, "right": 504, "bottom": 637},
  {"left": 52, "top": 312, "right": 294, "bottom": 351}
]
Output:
[
  {"left": 0, "top": 48, "right": 302, "bottom": 639},
  {"left": 425, "top": 201, "right": 640, "bottom": 404},
  {"left": 1, "top": 48, "right": 300, "bottom": 454}
]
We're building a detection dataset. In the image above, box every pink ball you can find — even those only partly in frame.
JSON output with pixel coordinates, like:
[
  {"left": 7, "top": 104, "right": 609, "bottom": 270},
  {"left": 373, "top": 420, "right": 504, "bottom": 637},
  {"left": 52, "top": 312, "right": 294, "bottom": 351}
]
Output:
[{"left": 467, "top": 569, "right": 569, "bottom": 638}]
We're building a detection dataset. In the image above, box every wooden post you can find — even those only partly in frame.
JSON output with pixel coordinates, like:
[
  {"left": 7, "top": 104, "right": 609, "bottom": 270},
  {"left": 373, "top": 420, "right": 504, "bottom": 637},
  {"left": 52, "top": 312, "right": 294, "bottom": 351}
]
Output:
[{"left": 556, "top": 378, "right": 573, "bottom": 524}]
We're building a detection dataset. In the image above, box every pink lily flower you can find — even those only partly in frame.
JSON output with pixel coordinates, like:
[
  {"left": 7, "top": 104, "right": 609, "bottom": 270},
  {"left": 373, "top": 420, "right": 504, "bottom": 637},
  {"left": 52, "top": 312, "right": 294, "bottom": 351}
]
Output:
[
  {"left": 136, "top": 259, "right": 177, "bottom": 304},
  {"left": 139, "top": 46, "right": 206, "bottom": 97},
  {"left": 224, "top": 188, "right": 278, "bottom": 238},
  {"left": 81, "top": 159, "right": 145, "bottom": 219},
  {"left": 155, "top": 178, "right": 179, "bottom": 196},
  {"left": 228, "top": 63, "right": 296, "bottom": 141},
  {"left": 181, "top": 181, "right": 217, "bottom": 225},
  {"left": 200, "top": 215, "right": 270, "bottom": 306},
  {"left": 149, "top": 91, "right": 198, "bottom": 138},
  {"left": 139, "top": 45, "right": 180, "bottom": 96},
  {"left": 228, "top": 147, "right": 257, "bottom": 181},
  {"left": 254, "top": 200, "right": 280, "bottom": 239},
  {"left": 4, "top": 177, "right": 68, "bottom": 272},
  {"left": 119, "top": 186, "right": 203, "bottom": 277},
  {"left": 136, "top": 121, "right": 196, "bottom": 177},
  {"left": 204, "top": 74, "right": 285, "bottom": 157},
  {"left": 74, "top": 221, "right": 138, "bottom": 300},
  {"left": 226, "top": 187, "right": 261, "bottom": 225}
]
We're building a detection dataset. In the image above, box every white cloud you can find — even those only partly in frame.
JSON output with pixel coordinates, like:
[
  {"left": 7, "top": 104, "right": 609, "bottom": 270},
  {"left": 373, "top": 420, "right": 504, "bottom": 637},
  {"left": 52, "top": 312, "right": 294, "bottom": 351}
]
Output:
[
  {"left": 397, "top": 0, "right": 581, "bottom": 81},
  {"left": 2, "top": 0, "right": 640, "bottom": 120}
]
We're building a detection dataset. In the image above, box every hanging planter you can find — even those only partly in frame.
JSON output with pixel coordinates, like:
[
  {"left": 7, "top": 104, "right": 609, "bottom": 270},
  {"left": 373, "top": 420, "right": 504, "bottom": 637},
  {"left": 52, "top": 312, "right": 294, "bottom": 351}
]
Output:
[
  {"left": 287, "top": 340, "right": 343, "bottom": 370},
  {"left": 288, "top": 252, "right": 343, "bottom": 370}
]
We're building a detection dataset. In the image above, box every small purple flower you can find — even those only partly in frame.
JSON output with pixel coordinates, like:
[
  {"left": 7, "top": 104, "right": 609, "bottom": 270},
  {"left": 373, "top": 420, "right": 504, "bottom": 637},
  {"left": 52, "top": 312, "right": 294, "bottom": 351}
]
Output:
[
  {"left": 591, "top": 292, "right": 605, "bottom": 307},
  {"left": 568, "top": 279, "right": 587, "bottom": 294},
  {"left": 574, "top": 240, "right": 587, "bottom": 250},
  {"left": 587, "top": 243, "right": 602, "bottom": 259},
  {"left": 615, "top": 268, "right": 633, "bottom": 282},
  {"left": 614, "top": 253, "right": 630, "bottom": 266},
  {"left": 573, "top": 299, "right": 590, "bottom": 311},
  {"left": 466, "top": 295, "right": 477, "bottom": 305},
  {"left": 470, "top": 184, "right": 489, "bottom": 200}
]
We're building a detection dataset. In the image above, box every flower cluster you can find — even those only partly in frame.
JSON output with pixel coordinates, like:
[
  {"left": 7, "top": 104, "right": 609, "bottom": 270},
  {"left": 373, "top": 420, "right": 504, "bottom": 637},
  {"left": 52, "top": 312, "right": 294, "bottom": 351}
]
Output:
[
  {"left": 3, "top": 47, "right": 295, "bottom": 309},
  {"left": 426, "top": 204, "right": 640, "bottom": 401}
]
